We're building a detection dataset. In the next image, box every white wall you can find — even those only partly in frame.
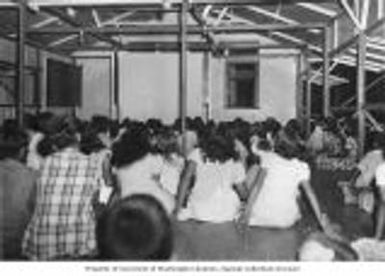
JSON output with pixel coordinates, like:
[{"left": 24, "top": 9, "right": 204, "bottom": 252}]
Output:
[
  {"left": 211, "top": 49, "right": 299, "bottom": 123},
  {"left": 76, "top": 57, "right": 112, "bottom": 120},
  {"left": 119, "top": 52, "right": 203, "bottom": 124},
  {"left": 118, "top": 49, "right": 299, "bottom": 124}
]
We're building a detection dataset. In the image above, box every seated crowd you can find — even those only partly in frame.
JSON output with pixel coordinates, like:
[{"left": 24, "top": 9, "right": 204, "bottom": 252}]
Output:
[{"left": 0, "top": 112, "right": 384, "bottom": 261}]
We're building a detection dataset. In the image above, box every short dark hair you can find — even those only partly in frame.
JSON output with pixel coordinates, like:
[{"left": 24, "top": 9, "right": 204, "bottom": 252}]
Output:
[
  {"left": 274, "top": 138, "right": 302, "bottom": 160},
  {"left": 111, "top": 126, "right": 151, "bottom": 168},
  {"left": 0, "top": 127, "right": 29, "bottom": 160},
  {"left": 201, "top": 132, "right": 238, "bottom": 163},
  {"left": 97, "top": 194, "right": 173, "bottom": 260},
  {"left": 37, "top": 115, "right": 81, "bottom": 156},
  {"left": 90, "top": 115, "right": 111, "bottom": 134}
]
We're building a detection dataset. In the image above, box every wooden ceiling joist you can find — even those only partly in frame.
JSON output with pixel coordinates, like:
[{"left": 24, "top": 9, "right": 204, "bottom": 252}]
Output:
[
  {"left": 41, "top": 7, "right": 124, "bottom": 49},
  {"left": 296, "top": 3, "right": 338, "bottom": 17},
  {"left": 27, "top": 0, "right": 334, "bottom": 8},
  {"left": 329, "top": 16, "right": 385, "bottom": 58},
  {"left": 48, "top": 40, "right": 304, "bottom": 52},
  {"left": 27, "top": 22, "right": 326, "bottom": 35}
]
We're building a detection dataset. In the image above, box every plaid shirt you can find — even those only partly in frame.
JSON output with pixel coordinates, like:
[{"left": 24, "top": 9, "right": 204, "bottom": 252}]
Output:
[{"left": 22, "top": 148, "right": 102, "bottom": 260}]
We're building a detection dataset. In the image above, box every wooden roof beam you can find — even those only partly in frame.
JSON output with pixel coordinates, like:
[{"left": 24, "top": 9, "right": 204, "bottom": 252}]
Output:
[
  {"left": 28, "top": 22, "right": 326, "bottom": 35},
  {"left": 42, "top": 7, "right": 123, "bottom": 49},
  {"left": 338, "top": 0, "right": 362, "bottom": 30},
  {"left": 27, "top": 0, "right": 335, "bottom": 8},
  {"left": 190, "top": 7, "right": 218, "bottom": 52},
  {"left": 329, "top": 16, "right": 385, "bottom": 58},
  {"left": 51, "top": 40, "right": 304, "bottom": 52},
  {"left": 296, "top": 3, "right": 338, "bottom": 17}
]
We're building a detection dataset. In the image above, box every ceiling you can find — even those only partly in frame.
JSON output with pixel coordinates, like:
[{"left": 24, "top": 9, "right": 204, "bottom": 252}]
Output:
[{"left": 0, "top": 0, "right": 384, "bottom": 73}]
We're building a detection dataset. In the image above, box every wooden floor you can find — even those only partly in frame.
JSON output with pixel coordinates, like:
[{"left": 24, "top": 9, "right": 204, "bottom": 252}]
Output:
[{"left": 173, "top": 168, "right": 374, "bottom": 261}]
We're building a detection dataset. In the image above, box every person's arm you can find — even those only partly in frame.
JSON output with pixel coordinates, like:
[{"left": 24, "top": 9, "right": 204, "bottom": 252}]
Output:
[
  {"left": 300, "top": 180, "right": 347, "bottom": 243},
  {"left": 102, "top": 155, "right": 113, "bottom": 187},
  {"left": 240, "top": 168, "right": 267, "bottom": 224},
  {"left": 374, "top": 165, "right": 385, "bottom": 239},
  {"left": 300, "top": 180, "right": 323, "bottom": 225},
  {"left": 233, "top": 164, "right": 260, "bottom": 202},
  {"left": 349, "top": 167, "right": 361, "bottom": 186},
  {"left": 375, "top": 186, "right": 385, "bottom": 239},
  {"left": 174, "top": 160, "right": 196, "bottom": 215}
]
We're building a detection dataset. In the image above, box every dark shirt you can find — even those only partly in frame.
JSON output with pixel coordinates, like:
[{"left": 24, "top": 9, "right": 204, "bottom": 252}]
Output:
[{"left": 0, "top": 159, "right": 37, "bottom": 260}]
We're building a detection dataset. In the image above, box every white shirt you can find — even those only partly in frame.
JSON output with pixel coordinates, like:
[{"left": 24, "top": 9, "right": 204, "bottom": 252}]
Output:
[
  {"left": 116, "top": 154, "right": 176, "bottom": 214},
  {"left": 159, "top": 154, "right": 185, "bottom": 196},
  {"left": 179, "top": 149, "right": 245, "bottom": 223},
  {"left": 306, "top": 126, "right": 324, "bottom": 154},
  {"left": 26, "top": 132, "right": 44, "bottom": 171},
  {"left": 375, "top": 163, "right": 385, "bottom": 188},
  {"left": 249, "top": 151, "right": 310, "bottom": 228},
  {"left": 356, "top": 150, "right": 383, "bottom": 188}
]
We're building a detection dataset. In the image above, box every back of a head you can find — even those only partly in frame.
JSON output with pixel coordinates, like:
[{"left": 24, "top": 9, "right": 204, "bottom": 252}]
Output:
[
  {"left": 274, "top": 137, "right": 302, "bottom": 160},
  {"left": 23, "top": 113, "right": 39, "bottom": 132},
  {"left": 201, "top": 132, "right": 238, "bottom": 163},
  {"left": 0, "top": 126, "right": 29, "bottom": 161},
  {"left": 97, "top": 194, "right": 173, "bottom": 260},
  {"left": 111, "top": 127, "right": 151, "bottom": 168}
]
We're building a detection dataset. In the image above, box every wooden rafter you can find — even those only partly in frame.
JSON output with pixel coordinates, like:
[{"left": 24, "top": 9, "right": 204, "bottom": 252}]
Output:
[
  {"left": 31, "top": 16, "right": 59, "bottom": 28},
  {"left": 49, "top": 33, "right": 78, "bottom": 47},
  {"left": 360, "top": 0, "right": 370, "bottom": 29},
  {"left": 101, "top": 10, "right": 136, "bottom": 26},
  {"left": 296, "top": 3, "right": 338, "bottom": 17},
  {"left": 42, "top": 7, "right": 123, "bottom": 48},
  {"left": 339, "top": 0, "right": 362, "bottom": 30},
  {"left": 27, "top": 22, "right": 326, "bottom": 35},
  {"left": 329, "top": 16, "right": 385, "bottom": 58},
  {"left": 27, "top": 0, "right": 335, "bottom": 8}
]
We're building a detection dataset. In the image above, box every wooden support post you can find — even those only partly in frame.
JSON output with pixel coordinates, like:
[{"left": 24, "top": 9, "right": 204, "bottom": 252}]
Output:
[
  {"left": 16, "top": 2, "right": 26, "bottom": 127},
  {"left": 379, "top": 0, "right": 384, "bottom": 20},
  {"left": 305, "top": 49, "right": 312, "bottom": 137},
  {"left": 202, "top": 51, "right": 211, "bottom": 122},
  {"left": 357, "top": 32, "right": 367, "bottom": 157},
  {"left": 323, "top": 26, "right": 331, "bottom": 117},
  {"left": 113, "top": 50, "right": 120, "bottom": 121},
  {"left": 296, "top": 53, "right": 303, "bottom": 124},
  {"left": 332, "top": 18, "right": 339, "bottom": 49},
  {"left": 35, "top": 48, "right": 42, "bottom": 113},
  {"left": 179, "top": 0, "right": 188, "bottom": 156}
]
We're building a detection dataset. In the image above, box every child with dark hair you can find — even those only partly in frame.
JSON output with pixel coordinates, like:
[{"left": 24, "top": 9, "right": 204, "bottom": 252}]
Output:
[
  {"left": 111, "top": 126, "right": 176, "bottom": 214},
  {"left": 322, "top": 117, "right": 344, "bottom": 157},
  {"left": 81, "top": 115, "right": 113, "bottom": 154},
  {"left": 22, "top": 115, "right": 103, "bottom": 260},
  {"left": 96, "top": 194, "right": 173, "bottom": 260},
  {"left": 263, "top": 117, "right": 282, "bottom": 149},
  {"left": 0, "top": 128, "right": 37, "bottom": 260},
  {"left": 175, "top": 131, "right": 246, "bottom": 223},
  {"left": 276, "top": 119, "right": 305, "bottom": 154}
]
